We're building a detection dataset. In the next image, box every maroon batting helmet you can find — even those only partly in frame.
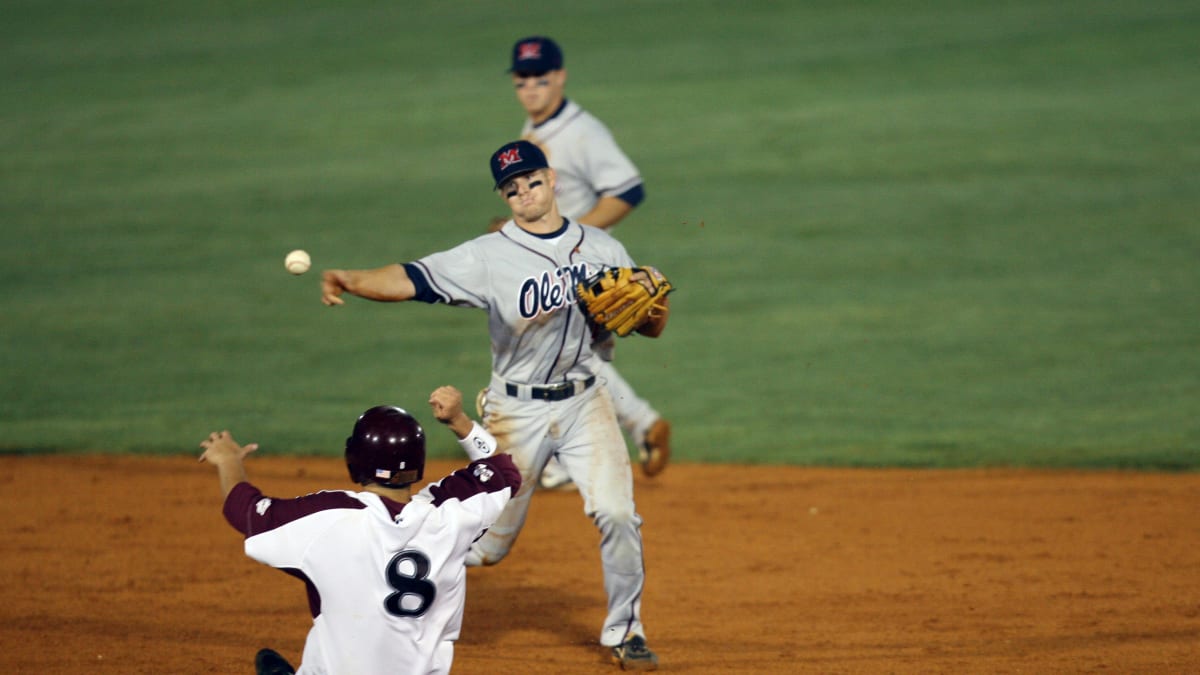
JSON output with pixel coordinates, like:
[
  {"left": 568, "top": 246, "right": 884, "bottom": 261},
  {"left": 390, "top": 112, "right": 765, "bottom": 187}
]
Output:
[{"left": 345, "top": 406, "right": 426, "bottom": 487}]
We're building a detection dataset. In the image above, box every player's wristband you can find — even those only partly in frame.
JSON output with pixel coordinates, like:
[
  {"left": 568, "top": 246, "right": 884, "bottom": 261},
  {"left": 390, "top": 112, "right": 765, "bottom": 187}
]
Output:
[{"left": 458, "top": 422, "right": 497, "bottom": 461}]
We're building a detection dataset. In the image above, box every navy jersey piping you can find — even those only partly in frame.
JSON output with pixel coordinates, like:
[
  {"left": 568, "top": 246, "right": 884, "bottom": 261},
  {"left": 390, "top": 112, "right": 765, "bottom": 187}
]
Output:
[
  {"left": 530, "top": 101, "right": 585, "bottom": 144},
  {"left": 404, "top": 261, "right": 450, "bottom": 304},
  {"left": 532, "top": 98, "right": 570, "bottom": 130},
  {"left": 499, "top": 220, "right": 585, "bottom": 384}
]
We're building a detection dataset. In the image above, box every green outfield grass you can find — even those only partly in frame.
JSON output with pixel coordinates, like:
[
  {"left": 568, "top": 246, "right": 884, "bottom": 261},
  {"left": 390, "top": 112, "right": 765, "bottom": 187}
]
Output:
[{"left": 2, "top": 1, "right": 1197, "bottom": 467}]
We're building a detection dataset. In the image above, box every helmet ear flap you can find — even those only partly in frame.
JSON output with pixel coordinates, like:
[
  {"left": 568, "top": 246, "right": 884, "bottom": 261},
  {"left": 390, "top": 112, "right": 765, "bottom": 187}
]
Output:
[{"left": 345, "top": 435, "right": 358, "bottom": 483}]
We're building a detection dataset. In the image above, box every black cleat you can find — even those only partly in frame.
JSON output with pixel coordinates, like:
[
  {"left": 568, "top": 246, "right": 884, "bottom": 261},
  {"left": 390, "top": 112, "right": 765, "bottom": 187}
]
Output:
[
  {"left": 611, "top": 634, "right": 658, "bottom": 671},
  {"left": 255, "top": 648, "right": 295, "bottom": 675}
]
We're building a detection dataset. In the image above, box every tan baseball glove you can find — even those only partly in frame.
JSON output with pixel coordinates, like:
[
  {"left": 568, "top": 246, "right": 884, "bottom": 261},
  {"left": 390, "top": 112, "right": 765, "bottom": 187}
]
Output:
[{"left": 575, "top": 266, "right": 674, "bottom": 337}]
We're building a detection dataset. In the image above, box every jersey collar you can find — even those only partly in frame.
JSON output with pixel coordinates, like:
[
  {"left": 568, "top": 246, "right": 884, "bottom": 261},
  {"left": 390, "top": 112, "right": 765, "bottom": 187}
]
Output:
[
  {"left": 533, "top": 98, "right": 570, "bottom": 129},
  {"left": 526, "top": 217, "right": 571, "bottom": 239}
]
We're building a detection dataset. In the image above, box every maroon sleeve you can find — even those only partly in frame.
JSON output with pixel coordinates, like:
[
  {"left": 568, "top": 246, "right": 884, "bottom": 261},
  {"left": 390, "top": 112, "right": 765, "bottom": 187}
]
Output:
[
  {"left": 222, "top": 482, "right": 366, "bottom": 538},
  {"left": 426, "top": 455, "right": 521, "bottom": 506}
]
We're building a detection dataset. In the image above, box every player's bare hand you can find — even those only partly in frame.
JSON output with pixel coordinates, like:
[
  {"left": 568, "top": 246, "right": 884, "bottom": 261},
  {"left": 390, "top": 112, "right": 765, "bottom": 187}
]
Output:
[
  {"left": 321, "top": 270, "right": 349, "bottom": 306},
  {"left": 429, "top": 386, "right": 465, "bottom": 424},
  {"left": 198, "top": 430, "right": 259, "bottom": 464},
  {"left": 630, "top": 267, "right": 660, "bottom": 294}
]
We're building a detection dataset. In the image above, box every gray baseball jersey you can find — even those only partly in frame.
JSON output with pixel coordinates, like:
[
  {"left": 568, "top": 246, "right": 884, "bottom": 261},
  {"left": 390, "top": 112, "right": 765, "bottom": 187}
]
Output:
[
  {"left": 405, "top": 219, "right": 634, "bottom": 385},
  {"left": 522, "top": 99, "right": 643, "bottom": 221},
  {"left": 403, "top": 219, "right": 650, "bottom": 647}
]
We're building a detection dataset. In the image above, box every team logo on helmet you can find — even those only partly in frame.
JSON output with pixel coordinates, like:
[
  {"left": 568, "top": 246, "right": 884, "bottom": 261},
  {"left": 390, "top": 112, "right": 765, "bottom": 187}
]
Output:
[
  {"left": 517, "top": 42, "right": 542, "bottom": 61},
  {"left": 496, "top": 148, "right": 522, "bottom": 170}
]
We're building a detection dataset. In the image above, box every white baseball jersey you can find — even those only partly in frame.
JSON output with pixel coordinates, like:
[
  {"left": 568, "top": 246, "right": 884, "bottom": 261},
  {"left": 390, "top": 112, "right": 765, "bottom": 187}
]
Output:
[
  {"left": 223, "top": 455, "right": 520, "bottom": 675},
  {"left": 522, "top": 99, "right": 643, "bottom": 221},
  {"left": 404, "top": 220, "right": 635, "bottom": 386}
]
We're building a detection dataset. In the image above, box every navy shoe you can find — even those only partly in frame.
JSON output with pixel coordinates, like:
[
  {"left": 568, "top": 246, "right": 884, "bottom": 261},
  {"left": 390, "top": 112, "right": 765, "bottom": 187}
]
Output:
[{"left": 255, "top": 648, "right": 295, "bottom": 675}]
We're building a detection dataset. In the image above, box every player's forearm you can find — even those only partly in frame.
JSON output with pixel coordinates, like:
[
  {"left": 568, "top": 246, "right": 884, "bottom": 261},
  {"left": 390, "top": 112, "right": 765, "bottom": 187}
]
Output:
[
  {"left": 341, "top": 264, "right": 416, "bottom": 302},
  {"left": 578, "top": 197, "right": 633, "bottom": 229},
  {"left": 455, "top": 419, "right": 498, "bottom": 461},
  {"left": 214, "top": 459, "right": 249, "bottom": 499},
  {"left": 444, "top": 411, "right": 475, "bottom": 440}
]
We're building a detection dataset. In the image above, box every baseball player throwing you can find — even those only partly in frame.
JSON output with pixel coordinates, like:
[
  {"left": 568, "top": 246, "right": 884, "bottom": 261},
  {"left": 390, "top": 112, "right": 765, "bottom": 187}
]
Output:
[
  {"left": 200, "top": 388, "right": 520, "bottom": 675},
  {"left": 320, "top": 140, "right": 669, "bottom": 670},
  {"left": 498, "top": 36, "right": 671, "bottom": 492}
]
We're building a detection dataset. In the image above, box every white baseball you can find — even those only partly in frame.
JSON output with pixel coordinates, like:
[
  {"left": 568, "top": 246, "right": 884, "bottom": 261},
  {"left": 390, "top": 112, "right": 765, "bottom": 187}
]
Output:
[{"left": 285, "top": 249, "right": 311, "bottom": 275}]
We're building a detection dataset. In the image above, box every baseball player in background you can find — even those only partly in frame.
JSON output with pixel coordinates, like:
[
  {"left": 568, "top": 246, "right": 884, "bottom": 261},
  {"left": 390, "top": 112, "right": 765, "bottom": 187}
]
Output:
[
  {"left": 490, "top": 36, "right": 671, "bottom": 492},
  {"left": 199, "top": 387, "right": 520, "bottom": 675},
  {"left": 320, "top": 139, "right": 667, "bottom": 670}
]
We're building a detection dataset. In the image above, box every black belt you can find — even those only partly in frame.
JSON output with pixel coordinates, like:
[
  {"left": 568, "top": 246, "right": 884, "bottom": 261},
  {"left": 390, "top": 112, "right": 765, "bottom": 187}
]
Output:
[{"left": 505, "top": 375, "right": 597, "bottom": 401}]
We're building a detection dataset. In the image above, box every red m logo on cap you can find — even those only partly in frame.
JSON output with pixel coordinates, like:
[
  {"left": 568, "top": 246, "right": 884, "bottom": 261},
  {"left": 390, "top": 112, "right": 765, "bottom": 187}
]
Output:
[
  {"left": 517, "top": 42, "right": 542, "bottom": 61},
  {"left": 497, "top": 148, "right": 522, "bottom": 169}
]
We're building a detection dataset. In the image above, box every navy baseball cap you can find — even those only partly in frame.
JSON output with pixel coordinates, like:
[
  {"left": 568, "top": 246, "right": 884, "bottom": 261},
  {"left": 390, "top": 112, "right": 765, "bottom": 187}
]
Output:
[
  {"left": 490, "top": 140, "right": 550, "bottom": 189},
  {"left": 508, "top": 36, "right": 563, "bottom": 74}
]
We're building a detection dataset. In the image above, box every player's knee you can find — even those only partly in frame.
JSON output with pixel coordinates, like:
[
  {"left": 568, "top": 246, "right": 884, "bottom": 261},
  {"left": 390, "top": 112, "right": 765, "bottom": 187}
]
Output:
[{"left": 590, "top": 507, "right": 640, "bottom": 534}]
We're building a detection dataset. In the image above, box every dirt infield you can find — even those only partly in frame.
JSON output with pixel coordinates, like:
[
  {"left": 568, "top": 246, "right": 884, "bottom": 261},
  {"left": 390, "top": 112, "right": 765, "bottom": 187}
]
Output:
[{"left": 1, "top": 455, "right": 1197, "bottom": 673}]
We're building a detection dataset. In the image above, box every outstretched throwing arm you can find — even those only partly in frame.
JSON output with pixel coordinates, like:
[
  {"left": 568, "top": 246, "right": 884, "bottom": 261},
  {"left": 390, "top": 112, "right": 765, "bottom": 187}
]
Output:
[{"left": 321, "top": 264, "right": 416, "bottom": 306}]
